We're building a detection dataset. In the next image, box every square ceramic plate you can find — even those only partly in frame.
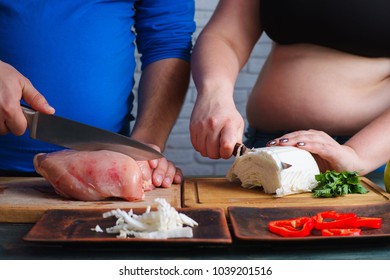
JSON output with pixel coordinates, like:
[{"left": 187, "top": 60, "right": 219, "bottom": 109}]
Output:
[
  {"left": 23, "top": 208, "right": 232, "bottom": 245},
  {"left": 228, "top": 203, "right": 390, "bottom": 242}
]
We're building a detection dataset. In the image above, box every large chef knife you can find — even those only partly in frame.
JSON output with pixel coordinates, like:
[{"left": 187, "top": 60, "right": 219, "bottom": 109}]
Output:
[{"left": 21, "top": 105, "right": 164, "bottom": 161}]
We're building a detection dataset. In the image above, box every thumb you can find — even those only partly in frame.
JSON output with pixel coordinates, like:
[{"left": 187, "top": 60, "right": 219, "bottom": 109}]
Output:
[
  {"left": 219, "top": 125, "right": 244, "bottom": 159},
  {"left": 22, "top": 80, "right": 55, "bottom": 114}
]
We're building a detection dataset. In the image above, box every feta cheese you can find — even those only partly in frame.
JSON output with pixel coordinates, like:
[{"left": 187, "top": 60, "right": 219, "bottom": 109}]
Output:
[{"left": 227, "top": 146, "right": 319, "bottom": 196}]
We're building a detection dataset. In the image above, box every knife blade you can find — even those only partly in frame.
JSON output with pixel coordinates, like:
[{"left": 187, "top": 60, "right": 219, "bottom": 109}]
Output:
[
  {"left": 21, "top": 105, "right": 164, "bottom": 161},
  {"left": 232, "top": 143, "right": 292, "bottom": 169}
]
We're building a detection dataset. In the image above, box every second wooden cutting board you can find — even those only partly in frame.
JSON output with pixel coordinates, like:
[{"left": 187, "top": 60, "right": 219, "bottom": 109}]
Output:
[
  {"left": 182, "top": 177, "right": 390, "bottom": 213},
  {"left": 0, "top": 177, "right": 181, "bottom": 223}
]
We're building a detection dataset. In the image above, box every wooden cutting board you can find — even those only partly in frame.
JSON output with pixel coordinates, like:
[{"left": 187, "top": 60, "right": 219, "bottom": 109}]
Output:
[
  {"left": 3, "top": 176, "right": 388, "bottom": 223},
  {"left": 182, "top": 177, "right": 390, "bottom": 214},
  {"left": 0, "top": 177, "right": 181, "bottom": 223}
]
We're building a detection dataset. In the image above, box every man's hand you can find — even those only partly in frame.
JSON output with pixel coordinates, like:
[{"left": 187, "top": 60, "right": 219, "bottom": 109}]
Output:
[
  {"left": 0, "top": 61, "right": 54, "bottom": 135},
  {"left": 144, "top": 144, "right": 182, "bottom": 188}
]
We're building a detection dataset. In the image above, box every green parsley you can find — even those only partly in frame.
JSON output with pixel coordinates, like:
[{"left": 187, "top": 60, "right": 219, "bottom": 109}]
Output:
[{"left": 312, "top": 170, "right": 368, "bottom": 198}]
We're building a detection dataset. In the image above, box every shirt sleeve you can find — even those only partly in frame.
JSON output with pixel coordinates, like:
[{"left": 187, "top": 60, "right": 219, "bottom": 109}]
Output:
[{"left": 134, "top": 0, "right": 195, "bottom": 70}]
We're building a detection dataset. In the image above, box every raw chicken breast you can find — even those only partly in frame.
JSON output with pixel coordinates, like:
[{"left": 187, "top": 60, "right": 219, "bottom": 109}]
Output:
[{"left": 33, "top": 150, "right": 154, "bottom": 201}]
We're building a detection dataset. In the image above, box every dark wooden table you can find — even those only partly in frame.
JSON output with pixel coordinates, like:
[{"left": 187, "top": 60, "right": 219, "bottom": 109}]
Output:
[
  {"left": 1, "top": 173, "right": 389, "bottom": 260},
  {"left": 2, "top": 222, "right": 390, "bottom": 260}
]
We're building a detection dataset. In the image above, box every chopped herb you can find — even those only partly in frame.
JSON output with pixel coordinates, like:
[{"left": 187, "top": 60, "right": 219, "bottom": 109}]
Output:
[{"left": 312, "top": 170, "right": 368, "bottom": 198}]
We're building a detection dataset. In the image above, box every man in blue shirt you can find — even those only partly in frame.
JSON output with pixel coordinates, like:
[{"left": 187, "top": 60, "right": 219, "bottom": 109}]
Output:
[{"left": 0, "top": 0, "right": 195, "bottom": 187}]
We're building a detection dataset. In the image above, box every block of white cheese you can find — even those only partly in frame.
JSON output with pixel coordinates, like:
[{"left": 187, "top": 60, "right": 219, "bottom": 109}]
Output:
[{"left": 226, "top": 146, "right": 319, "bottom": 197}]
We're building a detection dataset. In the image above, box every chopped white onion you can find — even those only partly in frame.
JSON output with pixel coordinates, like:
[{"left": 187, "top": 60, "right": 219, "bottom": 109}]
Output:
[
  {"left": 90, "top": 225, "right": 103, "bottom": 232},
  {"left": 93, "top": 198, "right": 198, "bottom": 239}
]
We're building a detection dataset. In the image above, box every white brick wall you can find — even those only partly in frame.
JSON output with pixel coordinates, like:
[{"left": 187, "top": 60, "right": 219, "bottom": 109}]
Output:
[{"left": 134, "top": 0, "right": 272, "bottom": 176}]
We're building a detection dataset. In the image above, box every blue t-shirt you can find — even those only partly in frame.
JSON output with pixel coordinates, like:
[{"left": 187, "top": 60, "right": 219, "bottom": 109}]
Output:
[{"left": 0, "top": 0, "right": 195, "bottom": 172}]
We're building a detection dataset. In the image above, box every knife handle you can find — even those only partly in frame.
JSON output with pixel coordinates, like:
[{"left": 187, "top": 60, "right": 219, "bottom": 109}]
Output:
[
  {"left": 21, "top": 105, "right": 37, "bottom": 129},
  {"left": 232, "top": 143, "right": 247, "bottom": 156}
]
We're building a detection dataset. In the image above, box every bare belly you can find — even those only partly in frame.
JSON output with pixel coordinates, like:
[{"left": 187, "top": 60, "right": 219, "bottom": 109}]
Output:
[{"left": 246, "top": 44, "right": 390, "bottom": 135}]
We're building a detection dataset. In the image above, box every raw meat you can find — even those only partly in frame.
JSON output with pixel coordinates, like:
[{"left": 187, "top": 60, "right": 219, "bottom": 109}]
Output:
[{"left": 33, "top": 150, "right": 154, "bottom": 201}]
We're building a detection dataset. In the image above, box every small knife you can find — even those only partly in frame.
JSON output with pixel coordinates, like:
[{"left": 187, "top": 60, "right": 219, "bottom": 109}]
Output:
[
  {"left": 21, "top": 105, "right": 164, "bottom": 161},
  {"left": 232, "top": 143, "right": 292, "bottom": 169}
]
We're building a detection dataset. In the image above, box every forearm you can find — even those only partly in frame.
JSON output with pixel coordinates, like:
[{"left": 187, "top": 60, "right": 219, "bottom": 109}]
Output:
[
  {"left": 130, "top": 58, "right": 190, "bottom": 151},
  {"left": 191, "top": 0, "right": 261, "bottom": 98},
  {"left": 191, "top": 35, "right": 241, "bottom": 98},
  {"left": 189, "top": 34, "right": 249, "bottom": 159},
  {"left": 346, "top": 108, "right": 390, "bottom": 174}
]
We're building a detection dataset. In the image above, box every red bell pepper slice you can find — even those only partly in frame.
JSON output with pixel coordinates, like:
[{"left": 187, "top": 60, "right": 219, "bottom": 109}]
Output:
[
  {"left": 321, "top": 228, "right": 362, "bottom": 236},
  {"left": 313, "top": 211, "right": 357, "bottom": 230},
  {"left": 268, "top": 217, "right": 314, "bottom": 237},
  {"left": 353, "top": 217, "right": 382, "bottom": 229}
]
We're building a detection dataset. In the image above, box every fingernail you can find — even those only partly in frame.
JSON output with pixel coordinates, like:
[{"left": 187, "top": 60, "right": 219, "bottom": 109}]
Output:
[
  {"left": 44, "top": 104, "right": 55, "bottom": 113},
  {"left": 164, "top": 177, "right": 172, "bottom": 186},
  {"left": 279, "top": 138, "right": 289, "bottom": 143},
  {"left": 267, "top": 140, "right": 277, "bottom": 145},
  {"left": 155, "top": 175, "right": 163, "bottom": 185},
  {"left": 297, "top": 142, "right": 305, "bottom": 146}
]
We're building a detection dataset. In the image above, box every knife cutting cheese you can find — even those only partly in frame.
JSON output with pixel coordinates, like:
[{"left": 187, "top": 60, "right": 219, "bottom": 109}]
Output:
[{"left": 227, "top": 145, "right": 319, "bottom": 197}]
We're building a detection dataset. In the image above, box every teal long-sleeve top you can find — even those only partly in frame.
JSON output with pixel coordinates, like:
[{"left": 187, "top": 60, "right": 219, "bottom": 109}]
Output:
[{"left": 0, "top": 0, "right": 195, "bottom": 172}]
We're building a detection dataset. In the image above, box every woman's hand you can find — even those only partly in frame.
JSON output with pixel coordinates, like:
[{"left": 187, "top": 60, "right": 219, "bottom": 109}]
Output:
[
  {"left": 190, "top": 93, "right": 244, "bottom": 159},
  {"left": 0, "top": 60, "right": 54, "bottom": 135},
  {"left": 267, "top": 129, "right": 361, "bottom": 173}
]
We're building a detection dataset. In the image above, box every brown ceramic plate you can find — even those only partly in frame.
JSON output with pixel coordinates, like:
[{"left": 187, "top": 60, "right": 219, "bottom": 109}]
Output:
[
  {"left": 228, "top": 203, "right": 390, "bottom": 242},
  {"left": 23, "top": 208, "right": 232, "bottom": 245}
]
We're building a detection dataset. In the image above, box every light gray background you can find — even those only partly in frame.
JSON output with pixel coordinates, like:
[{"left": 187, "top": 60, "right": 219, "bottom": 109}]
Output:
[{"left": 133, "top": 0, "right": 272, "bottom": 176}]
